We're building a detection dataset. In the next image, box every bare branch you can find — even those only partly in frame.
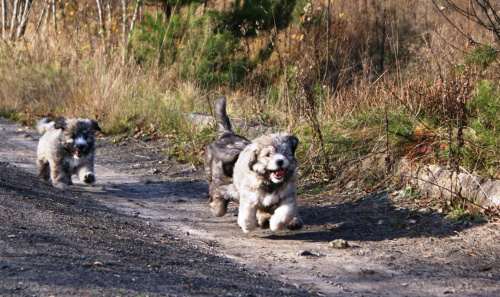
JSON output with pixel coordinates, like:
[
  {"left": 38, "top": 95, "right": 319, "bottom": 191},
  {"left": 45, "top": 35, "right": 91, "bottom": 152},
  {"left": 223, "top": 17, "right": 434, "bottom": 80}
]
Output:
[
  {"left": 432, "top": 0, "right": 482, "bottom": 45},
  {"left": 441, "top": 0, "right": 500, "bottom": 42}
]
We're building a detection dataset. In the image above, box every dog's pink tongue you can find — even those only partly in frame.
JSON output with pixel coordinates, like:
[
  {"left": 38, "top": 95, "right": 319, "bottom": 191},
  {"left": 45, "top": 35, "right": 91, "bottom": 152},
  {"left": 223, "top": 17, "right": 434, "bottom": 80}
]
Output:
[
  {"left": 275, "top": 170, "right": 285, "bottom": 178},
  {"left": 75, "top": 151, "right": 83, "bottom": 158}
]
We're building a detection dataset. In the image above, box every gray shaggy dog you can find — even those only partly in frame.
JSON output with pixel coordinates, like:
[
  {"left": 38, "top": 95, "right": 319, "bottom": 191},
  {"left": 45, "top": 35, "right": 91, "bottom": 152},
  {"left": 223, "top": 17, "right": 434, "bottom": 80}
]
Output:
[
  {"left": 36, "top": 116, "right": 101, "bottom": 189},
  {"left": 204, "top": 96, "right": 250, "bottom": 217},
  {"left": 204, "top": 96, "right": 302, "bottom": 232}
]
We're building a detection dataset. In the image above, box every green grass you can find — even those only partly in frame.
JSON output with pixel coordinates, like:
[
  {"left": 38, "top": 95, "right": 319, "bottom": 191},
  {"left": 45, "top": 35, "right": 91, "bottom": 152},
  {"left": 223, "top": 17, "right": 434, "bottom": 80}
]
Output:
[{"left": 446, "top": 209, "right": 488, "bottom": 224}]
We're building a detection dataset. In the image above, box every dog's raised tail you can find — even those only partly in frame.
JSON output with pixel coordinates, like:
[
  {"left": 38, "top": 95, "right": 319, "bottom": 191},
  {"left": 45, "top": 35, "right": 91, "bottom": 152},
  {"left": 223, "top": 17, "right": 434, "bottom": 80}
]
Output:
[
  {"left": 214, "top": 96, "right": 233, "bottom": 139},
  {"left": 36, "top": 118, "right": 52, "bottom": 135}
]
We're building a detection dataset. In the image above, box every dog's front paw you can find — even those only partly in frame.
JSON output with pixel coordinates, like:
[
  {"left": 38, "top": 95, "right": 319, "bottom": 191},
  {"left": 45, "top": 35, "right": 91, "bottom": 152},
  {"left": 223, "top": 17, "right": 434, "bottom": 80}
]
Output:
[
  {"left": 241, "top": 226, "right": 255, "bottom": 233},
  {"left": 287, "top": 216, "right": 304, "bottom": 230},
  {"left": 270, "top": 206, "right": 296, "bottom": 231},
  {"left": 82, "top": 172, "right": 96, "bottom": 185},
  {"left": 238, "top": 219, "right": 257, "bottom": 233}
]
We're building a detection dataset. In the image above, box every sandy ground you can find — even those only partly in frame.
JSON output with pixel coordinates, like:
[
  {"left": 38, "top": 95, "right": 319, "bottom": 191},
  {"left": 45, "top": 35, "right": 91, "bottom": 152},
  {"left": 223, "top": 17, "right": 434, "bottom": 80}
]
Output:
[{"left": 1, "top": 117, "right": 499, "bottom": 296}]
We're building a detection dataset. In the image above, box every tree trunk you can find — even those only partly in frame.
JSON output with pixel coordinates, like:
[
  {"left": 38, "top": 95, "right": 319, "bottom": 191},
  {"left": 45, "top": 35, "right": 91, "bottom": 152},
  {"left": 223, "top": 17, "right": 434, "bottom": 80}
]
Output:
[
  {"left": 129, "top": 0, "right": 139, "bottom": 33},
  {"left": 16, "top": 0, "right": 33, "bottom": 40},
  {"left": 1, "top": 0, "right": 6, "bottom": 40},
  {"left": 95, "top": 0, "right": 104, "bottom": 34},
  {"left": 9, "top": 0, "right": 19, "bottom": 40},
  {"left": 122, "top": 0, "right": 128, "bottom": 65},
  {"left": 51, "top": 0, "right": 56, "bottom": 38},
  {"left": 95, "top": 0, "right": 105, "bottom": 52}
]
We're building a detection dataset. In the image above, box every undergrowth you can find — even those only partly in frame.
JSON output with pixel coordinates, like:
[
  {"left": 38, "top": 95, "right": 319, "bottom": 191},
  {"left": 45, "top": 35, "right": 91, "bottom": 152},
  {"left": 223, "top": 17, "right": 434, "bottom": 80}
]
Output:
[{"left": 0, "top": 0, "right": 499, "bottom": 222}]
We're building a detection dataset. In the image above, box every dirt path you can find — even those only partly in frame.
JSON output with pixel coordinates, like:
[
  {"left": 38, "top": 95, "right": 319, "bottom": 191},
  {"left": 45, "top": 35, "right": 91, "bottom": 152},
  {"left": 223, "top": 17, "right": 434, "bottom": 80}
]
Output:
[{"left": 1, "top": 117, "right": 499, "bottom": 296}]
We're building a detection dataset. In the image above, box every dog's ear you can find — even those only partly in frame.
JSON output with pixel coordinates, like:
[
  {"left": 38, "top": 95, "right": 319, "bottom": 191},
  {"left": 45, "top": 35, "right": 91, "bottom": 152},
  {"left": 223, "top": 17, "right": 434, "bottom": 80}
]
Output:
[
  {"left": 288, "top": 135, "right": 299, "bottom": 155},
  {"left": 248, "top": 146, "right": 259, "bottom": 171},
  {"left": 91, "top": 120, "right": 101, "bottom": 131},
  {"left": 54, "top": 117, "right": 67, "bottom": 130}
]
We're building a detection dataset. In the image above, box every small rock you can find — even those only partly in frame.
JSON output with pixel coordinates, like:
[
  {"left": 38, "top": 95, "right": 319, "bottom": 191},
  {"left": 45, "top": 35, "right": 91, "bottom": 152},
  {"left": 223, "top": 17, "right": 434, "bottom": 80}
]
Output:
[
  {"left": 328, "top": 239, "right": 349, "bottom": 249},
  {"left": 379, "top": 252, "right": 396, "bottom": 260},
  {"left": 345, "top": 181, "right": 357, "bottom": 189},
  {"left": 298, "top": 250, "right": 315, "bottom": 256},
  {"left": 359, "top": 268, "right": 375, "bottom": 275}
]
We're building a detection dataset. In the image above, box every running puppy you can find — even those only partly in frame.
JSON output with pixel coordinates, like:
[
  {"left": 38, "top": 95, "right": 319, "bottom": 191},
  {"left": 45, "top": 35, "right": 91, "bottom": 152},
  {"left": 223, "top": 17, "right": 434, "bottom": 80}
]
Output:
[
  {"left": 36, "top": 117, "right": 101, "bottom": 189},
  {"left": 204, "top": 96, "right": 250, "bottom": 217},
  {"left": 233, "top": 132, "right": 302, "bottom": 233}
]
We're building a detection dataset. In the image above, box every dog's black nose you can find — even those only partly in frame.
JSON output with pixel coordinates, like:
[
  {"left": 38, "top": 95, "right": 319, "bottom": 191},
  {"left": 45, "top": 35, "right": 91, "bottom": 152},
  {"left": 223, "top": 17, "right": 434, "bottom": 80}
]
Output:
[
  {"left": 276, "top": 159, "right": 284, "bottom": 166},
  {"left": 76, "top": 144, "right": 87, "bottom": 151}
]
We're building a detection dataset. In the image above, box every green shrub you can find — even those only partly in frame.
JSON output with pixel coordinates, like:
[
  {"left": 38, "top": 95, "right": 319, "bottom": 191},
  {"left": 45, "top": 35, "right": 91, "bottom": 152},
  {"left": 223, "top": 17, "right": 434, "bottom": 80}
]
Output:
[
  {"left": 223, "top": 0, "right": 296, "bottom": 37},
  {"left": 465, "top": 45, "right": 499, "bottom": 69},
  {"left": 128, "top": 12, "right": 183, "bottom": 67},
  {"left": 467, "top": 80, "right": 500, "bottom": 175}
]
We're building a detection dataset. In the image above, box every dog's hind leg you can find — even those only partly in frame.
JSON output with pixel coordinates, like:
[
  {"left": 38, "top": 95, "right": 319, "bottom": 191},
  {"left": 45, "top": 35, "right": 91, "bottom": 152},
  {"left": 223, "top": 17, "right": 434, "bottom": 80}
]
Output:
[
  {"left": 50, "top": 164, "right": 72, "bottom": 189},
  {"left": 210, "top": 183, "right": 239, "bottom": 217},
  {"left": 37, "top": 159, "right": 50, "bottom": 181},
  {"left": 209, "top": 192, "right": 230, "bottom": 217},
  {"left": 256, "top": 209, "right": 272, "bottom": 229}
]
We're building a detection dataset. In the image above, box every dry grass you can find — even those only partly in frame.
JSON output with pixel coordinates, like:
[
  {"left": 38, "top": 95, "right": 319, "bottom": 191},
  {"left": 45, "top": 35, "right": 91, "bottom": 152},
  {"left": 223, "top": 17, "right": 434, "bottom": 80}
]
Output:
[{"left": 0, "top": 0, "right": 498, "bottom": 184}]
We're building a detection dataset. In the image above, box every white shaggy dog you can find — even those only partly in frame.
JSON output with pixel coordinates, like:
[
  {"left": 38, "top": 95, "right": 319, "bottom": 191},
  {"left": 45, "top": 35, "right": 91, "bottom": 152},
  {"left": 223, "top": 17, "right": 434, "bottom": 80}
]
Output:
[
  {"left": 36, "top": 116, "right": 101, "bottom": 189},
  {"left": 233, "top": 132, "right": 302, "bottom": 233}
]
